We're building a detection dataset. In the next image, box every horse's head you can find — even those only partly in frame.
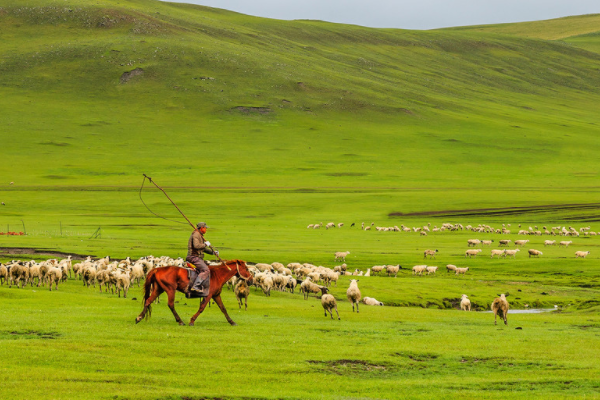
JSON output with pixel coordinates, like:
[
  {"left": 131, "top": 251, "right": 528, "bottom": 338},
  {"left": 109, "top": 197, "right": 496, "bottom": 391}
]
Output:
[{"left": 234, "top": 260, "right": 254, "bottom": 285}]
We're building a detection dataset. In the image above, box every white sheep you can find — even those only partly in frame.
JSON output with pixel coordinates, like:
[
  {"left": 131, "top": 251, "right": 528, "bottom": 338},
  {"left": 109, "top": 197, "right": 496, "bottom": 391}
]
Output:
[
  {"left": 514, "top": 240, "right": 529, "bottom": 247},
  {"left": 460, "top": 294, "right": 471, "bottom": 311},
  {"left": 498, "top": 239, "right": 511, "bottom": 246},
  {"left": 503, "top": 249, "right": 520, "bottom": 258},
  {"left": 362, "top": 297, "right": 383, "bottom": 306},
  {"left": 346, "top": 279, "right": 362, "bottom": 313},
  {"left": 321, "top": 293, "right": 340, "bottom": 320},
  {"left": 386, "top": 265, "right": 400, "bottom": 277},
  {"left": 455, "top": 267, "right": 469, "bottom": 275},
  {"left": 490, "top": 249, "right": 505, "bottom": 258},
  {"left": 334, "top": 251, "right": 351, "bottom": 262},
  {"left": 544, "top": 240, "right": 556, "bottom": 246},
  {"left": 465, "top": 249, "right": 482, "bottom": 258},
  {"left": 446, "top": 264, "right": 457, "bottom": 273},
  {"left": 116, "top": 270, "right": 130, "bottom": 298},
  {"left": 46, "top": 266, "right": 62, "bottom": 291},
  {"left": 301, "top": 278, "right": 327, "bottom": 300},
  {"left": 467, "top": 239, "right": 481, "bottom": 247},
  {"left": 426, "top": 266, "right": 438, "bottom": 275},
  {"left": 559, "top": 241, "right": 573, "bottom": 247},
  {"left": 412, "top": 265, "right": 427, "bottom": 276},
  {"left": 575, "top": 251, "right": 591, "bottom": 258},
  {"left": 424, "top": 249, "right": 438, "bottom": 259},
  {"left": 371, "top": 265, "right": 385, "bottom": 275}
]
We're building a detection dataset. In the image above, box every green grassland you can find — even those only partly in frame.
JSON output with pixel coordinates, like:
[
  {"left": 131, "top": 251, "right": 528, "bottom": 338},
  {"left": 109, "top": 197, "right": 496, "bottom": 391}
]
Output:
[{"left": 2, "top": 1, "right": 600, "bottom": 398}]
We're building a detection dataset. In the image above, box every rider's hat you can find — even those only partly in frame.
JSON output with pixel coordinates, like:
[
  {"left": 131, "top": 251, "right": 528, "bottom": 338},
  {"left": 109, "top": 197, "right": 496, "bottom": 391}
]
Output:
[{"left": 197, "top": 222, "right": 209, "bottom": 229}]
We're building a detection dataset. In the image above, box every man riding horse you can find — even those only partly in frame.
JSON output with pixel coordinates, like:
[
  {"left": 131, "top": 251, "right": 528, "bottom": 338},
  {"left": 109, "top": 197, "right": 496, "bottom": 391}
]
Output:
[{"left": 186, "top": 222, "right": 218, "bottom": 295}]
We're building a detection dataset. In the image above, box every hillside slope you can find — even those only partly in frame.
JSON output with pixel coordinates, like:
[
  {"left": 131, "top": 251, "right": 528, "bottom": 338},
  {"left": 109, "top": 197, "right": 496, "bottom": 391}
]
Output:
[{"left": 1, "top": 0, "right": 600, "bottom": 190}]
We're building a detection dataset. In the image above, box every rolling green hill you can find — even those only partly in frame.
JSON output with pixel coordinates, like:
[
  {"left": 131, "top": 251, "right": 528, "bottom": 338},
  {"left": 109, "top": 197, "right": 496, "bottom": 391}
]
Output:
[{"left": 1, "top": 0, "right": 600, "bottom": 191}]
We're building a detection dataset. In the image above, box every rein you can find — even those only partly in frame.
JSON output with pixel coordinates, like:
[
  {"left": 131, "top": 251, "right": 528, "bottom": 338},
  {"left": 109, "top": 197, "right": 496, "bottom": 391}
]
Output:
[{"left": 234, "top": 261, "right": 252, "bottom": 281}]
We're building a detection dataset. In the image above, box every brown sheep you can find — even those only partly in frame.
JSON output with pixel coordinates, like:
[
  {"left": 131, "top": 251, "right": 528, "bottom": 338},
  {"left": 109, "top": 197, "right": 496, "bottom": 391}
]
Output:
[{"left": 491, "top": 293, "right": 510, "bottom": 325}]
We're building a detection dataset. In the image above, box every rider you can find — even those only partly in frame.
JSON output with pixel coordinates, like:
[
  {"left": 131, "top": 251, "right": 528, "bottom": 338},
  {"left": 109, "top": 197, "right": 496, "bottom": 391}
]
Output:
[{"left": 186, "top": 222, "right": 218, "bottom": 294}]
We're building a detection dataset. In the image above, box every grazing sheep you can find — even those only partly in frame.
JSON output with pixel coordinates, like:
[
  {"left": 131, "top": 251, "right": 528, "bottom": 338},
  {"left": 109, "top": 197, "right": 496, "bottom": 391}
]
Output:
[
  {"left": 446, "top": 264, "right": 457, "bottom": 273},
  {"left": 338, "top": 223, "right": 344, "bottom": 228},
  {"left": 334, "top": 251, "right": 351, "bottom": 262},
  {"left": 325, "top": 222, "right": 335, "bottom": 230},
  {"left": 490, "top": 249, "right": 505, "bottom": 258},
  {"left": 467, "top": 239, "right": 481, "bottom": 247},
  {"left": 514, "top": 240, "right": 529, "bottom": 247},
  {"left": 424, "top": 249, "right": 438, "bottom": 259},
  {"left": 234, "top": 280, "right": 250, "bottom": 310},
  {"left": 455, "top": 267, "right": 469, "bottom": 275},
  {"left": 412, "top": 265, "right": 428, "bottom": 276},
  {"left": 426, "top": 266, "right": 438, "bottom": 275},
  {"left": 503, "top": 249, "right": 520, "bottom": 258},
  {"left": 460, "top": 294, "right": 471, "bottom": 311},
  {"left": 559, "top": 241, "right": 573, "bottom": 247},
  {"left": 362, "top": 297, "right": 384, "bottom": 306},
  {"left": 528, "top": 249, "right": 543, "bottom": 258},
  {"left": 321, "top": 293, "right": 340, "bottom": 320},
  {"left": 465, "top": 249, "right": 482, "bottom": 258},
  {"left": 346, "top": 279, "right": 362, "bottom": 313},
  {"left": 386, "top": 265, "right": 401, "bottom": 277},
  {"left": 575, "top": 251, "right": 591, "bottom": 258},
  {"left": 498, "top": 240, "right": 511, "bottom": 247},
  {"left": 491, "top": 294, "right": 510, "bottom": 325},
  {"left": 544, "top": 240, "right": 556, "bottom": 246}
]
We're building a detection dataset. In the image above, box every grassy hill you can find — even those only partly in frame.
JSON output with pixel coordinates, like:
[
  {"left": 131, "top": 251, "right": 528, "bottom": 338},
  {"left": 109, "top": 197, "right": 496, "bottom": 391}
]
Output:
[{"left": 1, "top": 0, "right": 600, "bottom": 191}]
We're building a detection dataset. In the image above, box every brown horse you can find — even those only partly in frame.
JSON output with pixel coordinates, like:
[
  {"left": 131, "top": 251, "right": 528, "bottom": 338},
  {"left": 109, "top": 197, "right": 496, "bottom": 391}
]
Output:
[{"left": 135, "top": 259, "right": 253, "bottom": 326}]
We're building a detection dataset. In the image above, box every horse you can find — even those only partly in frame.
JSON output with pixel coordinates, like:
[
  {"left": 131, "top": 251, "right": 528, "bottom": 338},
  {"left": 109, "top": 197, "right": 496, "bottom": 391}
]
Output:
[{"left": 135, "top": 259, "right": 253, "bottom": 326}]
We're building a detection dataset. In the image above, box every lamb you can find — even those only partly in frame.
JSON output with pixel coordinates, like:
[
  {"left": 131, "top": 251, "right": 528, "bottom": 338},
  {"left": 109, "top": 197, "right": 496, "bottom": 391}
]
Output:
[
  {"left": 491, "top": 293, "right": 510, "bottom": 325},
  {"left": 234, "top": 280, "right": 250, "bottom": 310},
  {"left": 334, "top": 251, "right": 351, "bottom": 262},
  {"left": 490, "top": 249, "right": 505, "bottom": 258},
  {"left": 321, "top": 292, "right": 340, "bottom": 320},
  {"left": 426, "top": 266, "right": 438, "bottom": 275},
  {"left": 412, "top": 265, "right": 427, "bottom": 276},
  {"left": 455, "top": 267, "right": 469, "bottom": 275},
  {"left": 346, "top": 279, "right": 362, "bottom": 313},
  {"left": 362, "top": 297, "right": 384, "bottom": 306},
  {"left": 465, "top": 249, "right": 482, "bottom": 258},
  {"left": 424, "top": 249, "right": 438, "bottom": 259},
  {"left": 386, "top": 265, "right": 401, "bottom": 277},
  {"left": 575, "top": 251, "right": 591, "bottom": 258},
  {"left": 46, "top": 266, "right": 63, "bottom": 291},
  {"left": 528, "top": 249, "right": 543, "bottom": 258},
  {"left": 503, "top": 249, "right": 520, "bottom": 258},
  {"left": 446, "top": 264, "right": 457, "bottom": 273},
  {"left": 514, "top": 240, "right": 529, "bottom": 247},
  {"left": 460, "top": 294, "right": 471, "bottom": 311},
  {"left": 559, "top": 241, "right": 573, "bottom": 247}
]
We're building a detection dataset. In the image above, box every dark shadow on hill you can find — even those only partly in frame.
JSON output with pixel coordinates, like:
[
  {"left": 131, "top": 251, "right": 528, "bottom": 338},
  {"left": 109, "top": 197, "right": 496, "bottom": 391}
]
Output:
[{"left": 0, "top": 247, "right": 90, "bottom": 260}]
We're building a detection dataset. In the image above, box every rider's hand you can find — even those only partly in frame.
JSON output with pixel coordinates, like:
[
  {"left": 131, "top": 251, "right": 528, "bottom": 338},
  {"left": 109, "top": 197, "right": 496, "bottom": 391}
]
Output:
[
  {"left": 205, "top": 241, "right": 211, "bottom": 247},
  {"left": 215, "top": 250, "right": 219, "bottom": 256}
]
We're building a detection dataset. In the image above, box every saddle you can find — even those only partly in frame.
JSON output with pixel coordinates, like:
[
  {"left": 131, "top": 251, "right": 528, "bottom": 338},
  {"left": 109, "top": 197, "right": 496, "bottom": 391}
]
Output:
[{"left": 184, "top": 263, "right": 210, "bottom": 299}]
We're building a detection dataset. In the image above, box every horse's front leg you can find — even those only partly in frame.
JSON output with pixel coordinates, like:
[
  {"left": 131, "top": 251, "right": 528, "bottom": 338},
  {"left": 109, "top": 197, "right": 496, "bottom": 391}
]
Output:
[
  {"left": 189, "top": 295, "right": 212, "bottom": 326},
  {"left": 213, "top": 294, "right": 236, "bottom": 326}
]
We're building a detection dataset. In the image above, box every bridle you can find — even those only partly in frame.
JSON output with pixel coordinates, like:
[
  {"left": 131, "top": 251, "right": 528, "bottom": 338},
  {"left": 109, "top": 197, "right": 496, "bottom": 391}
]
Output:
[{"left": 233, "top": 261, "right": 252, "bottom": 281}]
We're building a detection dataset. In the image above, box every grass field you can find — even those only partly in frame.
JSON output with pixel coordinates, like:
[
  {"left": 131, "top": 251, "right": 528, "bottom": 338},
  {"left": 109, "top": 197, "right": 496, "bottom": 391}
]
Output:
[{"left": 2, "top": 1, "right": 600, "bottom": 398}]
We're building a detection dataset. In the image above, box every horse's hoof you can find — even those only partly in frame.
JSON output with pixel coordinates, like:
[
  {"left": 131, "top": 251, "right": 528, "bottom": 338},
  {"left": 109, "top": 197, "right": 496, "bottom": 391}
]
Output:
[
  {"left": 189, "top": 322, "right": 194, "bottom": 326},
  {"left": 231, "top": 322, "right": 237, "bottom": 326},
  {"left": 135, "top": 317, "right": 141, "bottom": 324},
  {"left": 179, "top": 322, "right": 185, "bottom": 326}
]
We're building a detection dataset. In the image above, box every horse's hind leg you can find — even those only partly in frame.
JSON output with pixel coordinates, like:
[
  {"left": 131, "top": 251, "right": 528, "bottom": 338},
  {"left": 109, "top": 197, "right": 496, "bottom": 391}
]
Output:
[
  {"left": 166, "top": 289, "right": 185, "bottom": 326},
  {"left": 136, "top": 284, "right": 163, "bottom": 323}
]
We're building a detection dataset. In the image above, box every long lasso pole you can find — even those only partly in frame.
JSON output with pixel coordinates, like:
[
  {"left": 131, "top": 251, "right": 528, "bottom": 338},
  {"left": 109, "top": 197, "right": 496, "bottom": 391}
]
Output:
[{"left": 142, "top": 174, "right": 226, "bottom": 265}]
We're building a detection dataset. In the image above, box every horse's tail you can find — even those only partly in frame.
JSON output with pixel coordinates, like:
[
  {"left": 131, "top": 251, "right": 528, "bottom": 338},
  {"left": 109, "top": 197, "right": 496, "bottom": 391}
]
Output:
[{"left": 142, "top": 269, "right": 156, "bottom": 320}]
